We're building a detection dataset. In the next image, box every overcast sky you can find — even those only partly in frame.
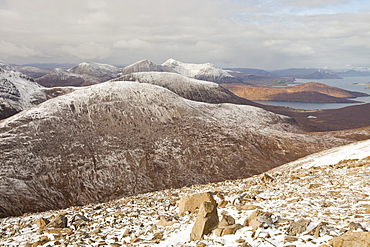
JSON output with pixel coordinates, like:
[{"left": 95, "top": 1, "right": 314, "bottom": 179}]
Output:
[{"left": 0, "top": 0, "right": 370, "bottom": 70}]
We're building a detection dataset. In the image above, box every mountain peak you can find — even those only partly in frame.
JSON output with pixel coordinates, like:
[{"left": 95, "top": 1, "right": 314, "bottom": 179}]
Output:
[
  {"left": 162, "top": 59, "right": 240, "bottom": 83},
  {"left": 121, "top": 59, "right": 175, "bottom": 75}
]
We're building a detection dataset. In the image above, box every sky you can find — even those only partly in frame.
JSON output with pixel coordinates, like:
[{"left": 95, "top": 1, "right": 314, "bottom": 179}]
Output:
[{"left": 0, "top": 0, "right": 370, "bottom": 70}]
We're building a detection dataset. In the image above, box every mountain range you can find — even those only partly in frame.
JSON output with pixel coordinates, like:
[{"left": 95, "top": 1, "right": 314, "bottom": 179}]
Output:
[{"left": 1, "top": 58, "right": 370, "bottom": 222}]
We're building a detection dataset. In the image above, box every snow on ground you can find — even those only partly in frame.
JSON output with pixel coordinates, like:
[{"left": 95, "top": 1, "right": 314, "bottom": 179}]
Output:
[
  {"left": 279, "top": 138, "right": 370, "bottom": 170},
  {"left": 0, "top": 63, "right": 46, "bottom": 110},
  {"left": 1, "top": 139, "right": 369, "bottom": 246},
  {"left": 162, "top": 59, "right": 234, "bottom": 79}
]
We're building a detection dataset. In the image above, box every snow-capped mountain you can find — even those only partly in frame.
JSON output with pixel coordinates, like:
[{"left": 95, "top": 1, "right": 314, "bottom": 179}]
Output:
[
  {"left": 36, "top": 62, "right": 120, "bottom": 87},
  {"left": 121, "top": 59, "right": 176, "bottom": 75},
  {"left": 0, "top": 61, "right": 48, "bottom": 119},
  {"left": 0, "top": 80, "right": 351, "bottom": 217},
  {"left": 68, "top": 62, "right": 120, "bottom": 82},
  {"left": 162, "top": 58, "right": 241, "bottom": 83},
  {"left": 13, "top": 65, "right": 50, "bottom": 78},
  {"left": 1, "top": 138, "right": 369, "bottom": 246},
  {"left": 114, "top": 72, "right": 257, "bottom": 105}
]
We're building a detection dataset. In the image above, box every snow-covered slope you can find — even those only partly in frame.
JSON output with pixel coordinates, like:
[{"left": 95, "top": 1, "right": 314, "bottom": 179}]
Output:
[
  {"left": 114, "top": 72, "right": 258, "bottom": 105},
  {"left": 68, "top": 62, "right": 120, "bottom": 82},
  {"left": 162, "top": 59, "right": 241, "bottom": 83},
  {"left": 121, "top": 59, "right": 176, "bottom": 75},
  {"left": 0, "top": 80, "right": 350, "bottom": 217},
  {"left": 1, "top": 139, "right": 369, "bottom": 246},
  {"left": 36, "top": 62, "right": 120, "bottom": 87},
  {"left": 0, "top": 61, "right": 48, "bottom": 119}
]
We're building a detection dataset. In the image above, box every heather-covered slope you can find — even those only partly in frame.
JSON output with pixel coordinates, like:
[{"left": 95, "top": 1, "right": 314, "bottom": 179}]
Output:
[
  {"left": 222, "top": 82, "right": 368, "bottom": 103},
  {"left": 0, "top": 81, "right": 349, "bottom": 217}
]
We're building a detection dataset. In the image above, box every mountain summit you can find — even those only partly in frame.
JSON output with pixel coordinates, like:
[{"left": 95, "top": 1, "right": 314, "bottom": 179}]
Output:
[
  {"left": 36, "top": 62, "right": 120, "bottom": 87},
  {"left": 162, "top": 59, "right": 241, "bottom": 83}
]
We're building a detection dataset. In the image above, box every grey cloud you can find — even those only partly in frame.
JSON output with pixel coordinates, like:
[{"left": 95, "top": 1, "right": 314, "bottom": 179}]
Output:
[{"left": 0, "top": 0, "right": 369, "bottom": 69}]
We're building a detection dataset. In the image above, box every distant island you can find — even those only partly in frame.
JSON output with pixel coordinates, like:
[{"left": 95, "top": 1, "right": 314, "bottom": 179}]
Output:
[
  {"left": 221, "top": 82, "right": 369, "bottom": 103},
  {"left": 352, "top": 82, "right": 370, "bottom": 89}
]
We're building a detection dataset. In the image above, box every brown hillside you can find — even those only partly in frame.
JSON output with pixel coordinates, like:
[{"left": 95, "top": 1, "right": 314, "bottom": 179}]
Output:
[{"left": 221, "top": 82, "right": 368, "bottom": 103}]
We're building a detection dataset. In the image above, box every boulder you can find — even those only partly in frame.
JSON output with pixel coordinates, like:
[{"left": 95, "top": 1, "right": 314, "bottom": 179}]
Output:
[
  {"left": 179, "top": 192, "right": 216, "bottom": 215},
  {"left": 307, "top": 222, "right": 328, "bottom": 238},
  {"left": 46, "top": 213, "right": 68, "bottom": 228},
  {"left": 190, "top": 201, "right": 219, "bottom": 241},
  {"left": 219, "top": 213, "right": 236, "bottom": 227},
  {"left": 286, "top": 219, "right": 311, "bottom": 236},
  {"left": 259, "top": 173, "right": 274, "bottom": 182},
  {"left": 329, "top": 231, "right": 370, "bottom": 247},
  {"left": 243, "top": 210, "right": 273, "bottom": 230},
  {"left": 34, "top": 218, "right": 50, "bottom": 228}
]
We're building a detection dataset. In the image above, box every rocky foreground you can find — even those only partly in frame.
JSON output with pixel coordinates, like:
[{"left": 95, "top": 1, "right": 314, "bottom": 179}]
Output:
[{"left": 1, "top": 140, "right": 369, "bottom": 246}]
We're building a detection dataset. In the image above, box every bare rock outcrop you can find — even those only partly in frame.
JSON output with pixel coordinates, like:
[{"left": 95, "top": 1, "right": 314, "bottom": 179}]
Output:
[{"left": 190, "top": 201, "right": 219, "bottom": 241}]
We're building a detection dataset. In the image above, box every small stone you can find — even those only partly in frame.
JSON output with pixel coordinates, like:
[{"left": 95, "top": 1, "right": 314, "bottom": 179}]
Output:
[
  {"left": 236, "top": 204, "right": 262, "bottom": 211},
  {"left": 244, "top": 210, "right": 273, "bottom": 230},
  {"left": 286, "top": 219, "right": 311, "bottom": 236},
  {"left": 130, "top": 237, "right": 142, "bottom": 243},
  {"left": 43, "top": 228, "right": 73, "bottom": 235},
  {"left": 218, "top": 200, "right": 229, "bottom": 208},
  {"left": 151, "top": 232, "right": 164, "bottom": 240},
  {"left": 91, "top": 228, "right": 101, "bottom": 234},
  {"left": 221, "top": 224, "right": 243, "bottom": 236},
  {"left": 196, "top": 242, "right": 207, "bottom": 247},
  {"left": 121, "top": 229, "right": 131, "bottom": 237},
  {"left": 157, "top": 216, "right": 177, "bottom": 227},
  {"left": 284, "top": 236, "right": 298, "bottom": 243},
  {"left": 239, "top": 242, "right": 252, "bottom": 247}
]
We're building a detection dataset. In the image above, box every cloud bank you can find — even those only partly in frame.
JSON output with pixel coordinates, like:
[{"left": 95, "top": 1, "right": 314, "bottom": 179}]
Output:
[{"left": 0, "top": 0, "right": 369, "bottom": 69}]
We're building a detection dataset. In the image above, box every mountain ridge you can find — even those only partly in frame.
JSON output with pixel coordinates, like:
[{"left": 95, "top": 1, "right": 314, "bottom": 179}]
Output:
[{"left": 0, "top": 80, "right": 352, "bottom": 218}]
